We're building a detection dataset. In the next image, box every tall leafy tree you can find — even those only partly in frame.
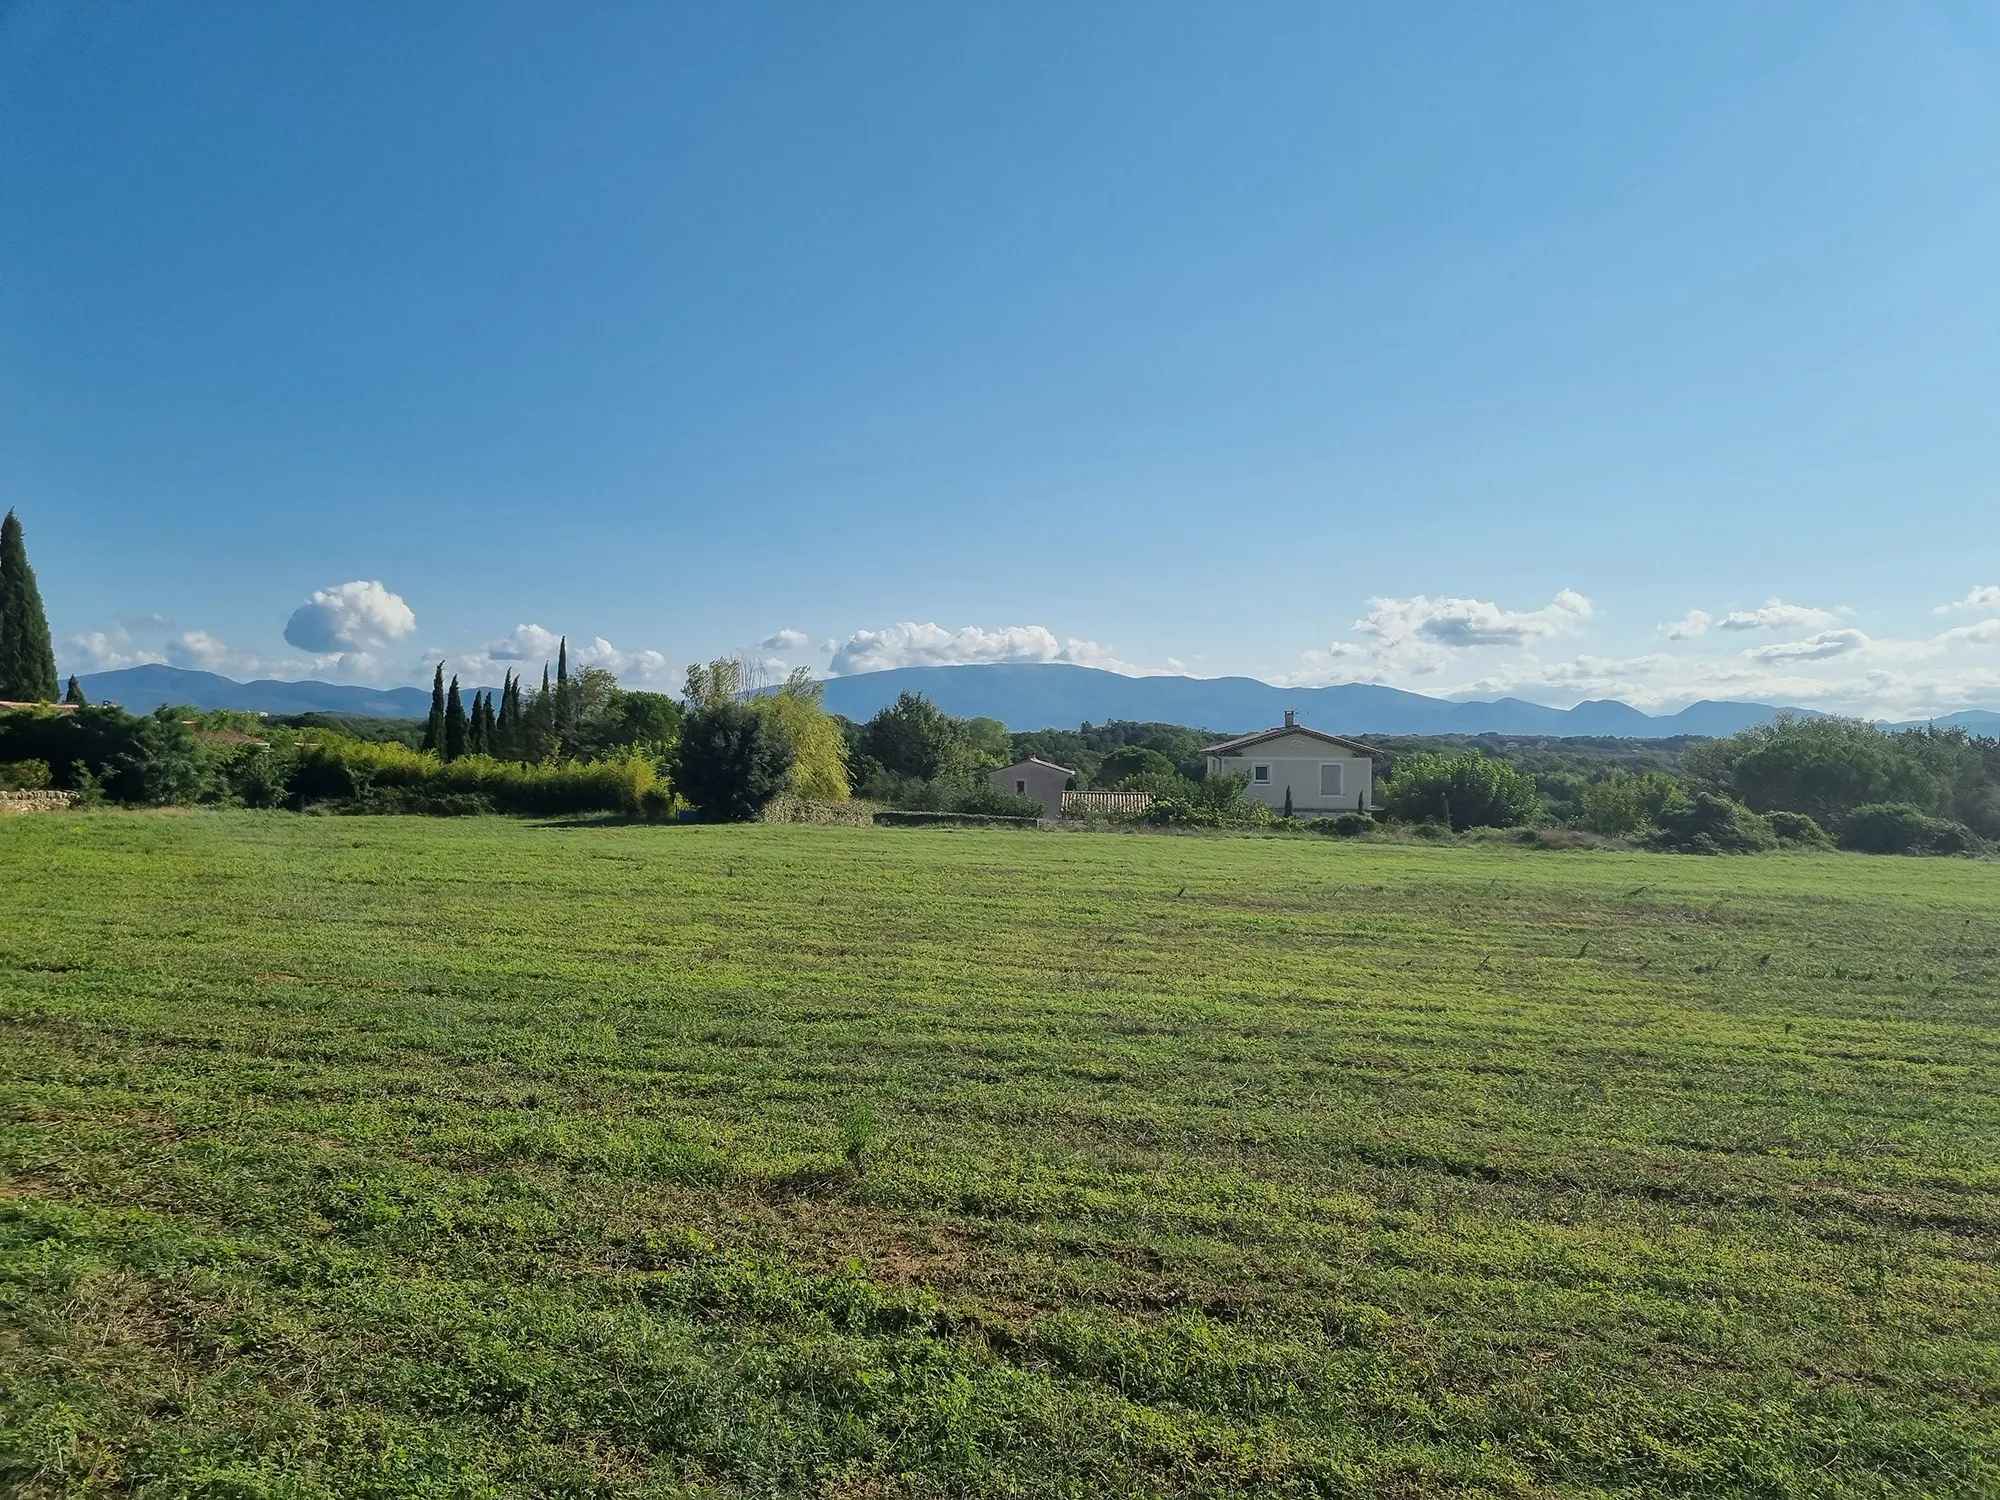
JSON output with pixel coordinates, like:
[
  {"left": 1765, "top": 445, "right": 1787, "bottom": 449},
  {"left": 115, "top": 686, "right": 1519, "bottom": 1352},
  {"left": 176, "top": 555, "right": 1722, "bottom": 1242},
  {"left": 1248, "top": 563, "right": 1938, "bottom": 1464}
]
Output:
[
  {"left": 674, "top": 701, "right": 794, "bottom": 821},
  {"left": 421, "top": 663, "right": 446, "bottom": 754},
  {"left": 62, "top": 675, "right": 87, "bottom": 707},
  {"left": 444, "top": 675, "right": 467, "bottom": 761},
  {"left": 0, "top": 510, "right": 59, "bottom": 702}
]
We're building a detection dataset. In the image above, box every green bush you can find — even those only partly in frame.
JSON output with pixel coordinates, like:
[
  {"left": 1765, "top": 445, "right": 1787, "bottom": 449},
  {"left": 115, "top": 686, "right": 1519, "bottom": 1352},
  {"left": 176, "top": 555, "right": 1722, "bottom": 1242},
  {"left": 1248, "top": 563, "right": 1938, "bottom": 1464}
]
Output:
[
  {"left": 1306, "top": 811, "right": 1374, "bottom": 837},
  {"left": 0, "top": 758, "right": 51, "bottom": 790},
  {"left": 1765, "top": 810, "right": 1831, "bottom": 848},
  {"left": 674, "top": 702, "right": 793, "bottom": 821},
  {"left": 1095, "top": 746, "right": 1173, "bottom": 788},
  {"left": 1648, "top": 794, "right": 1777, "bottom": 854},
  {"left": 1382, "top": 752, "right": 1540, "bottom": 831},
  {"left": 953, "top": 781, "right": 1045, "bottom": 818},
  {"left": 290, "top": 735, "right": 659, "bottom": 816},
  {"left": 1838, "top": 802, "right": 1979, "bottom": 855},
  {"left": 1579, "top": 771, "right": 1687, "bottom": 835}
]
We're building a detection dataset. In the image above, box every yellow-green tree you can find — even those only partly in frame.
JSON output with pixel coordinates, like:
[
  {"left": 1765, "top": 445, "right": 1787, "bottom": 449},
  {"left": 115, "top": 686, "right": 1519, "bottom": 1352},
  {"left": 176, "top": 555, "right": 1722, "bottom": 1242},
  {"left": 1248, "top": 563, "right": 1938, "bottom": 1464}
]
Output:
[{"left": 758, "top": 668, "right": 849, "bottom": 801}]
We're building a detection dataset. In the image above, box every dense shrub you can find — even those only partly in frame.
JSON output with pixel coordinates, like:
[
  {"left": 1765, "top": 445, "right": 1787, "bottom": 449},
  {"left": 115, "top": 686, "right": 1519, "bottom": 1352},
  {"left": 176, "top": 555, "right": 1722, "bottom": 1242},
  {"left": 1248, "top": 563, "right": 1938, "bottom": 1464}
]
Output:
[
  {"left": 291, "top": 736, "right": 658, "bottom": 815},
  {"left": 674, "top": 702, "right": 793, "bottom": 821},
  {"left": 1765, "top": 810, "right": 1831, "bottom": 848},
  {"left": 856, "top": 692, "right": 960, "bottom": 781},
  {"left": 1095, "top": 746, "right": 1174, "bottom": 787},
  {"left": 1648, "top": 794, "right": 1777, "bottom": 854},
  {"left": 0, "top": 705, "right": 212, "bottom": 802},
  {"left": 0, "top": 758, "right": 51, "bottom": 790},
  {"left": 1382, "top": 752, "right": 1540, "bottom": 832},
  {"left": 1838, "top": 802, "right": 1979, "bottom": 855},
  {"left": 1579, "top": 771, "right": 1687, "bottom": 836},
  {"left": 953, "top": 781, "right": 1045, "bottom": 818},
  {"left": 1307, "top": 812, "right": 1374, "bottom": 837}
]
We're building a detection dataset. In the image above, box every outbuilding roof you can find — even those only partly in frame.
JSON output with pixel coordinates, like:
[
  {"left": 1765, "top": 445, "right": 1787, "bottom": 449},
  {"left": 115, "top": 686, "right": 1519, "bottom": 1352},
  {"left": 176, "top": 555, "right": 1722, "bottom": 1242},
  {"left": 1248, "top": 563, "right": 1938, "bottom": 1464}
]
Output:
[
  {"left": 1202, "top": 724, "right": 1375, "bottom": 758},
  {"left": 996, "top": 756, "right": 1077, "bottom": 776}
]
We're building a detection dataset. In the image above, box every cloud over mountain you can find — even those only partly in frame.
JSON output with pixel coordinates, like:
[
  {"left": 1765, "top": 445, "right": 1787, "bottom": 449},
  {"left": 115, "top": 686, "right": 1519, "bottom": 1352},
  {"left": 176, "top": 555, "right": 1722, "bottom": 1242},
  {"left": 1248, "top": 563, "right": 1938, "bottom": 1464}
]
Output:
[{"left": 283, "top": 581, "right": 417, "bottom": 654}]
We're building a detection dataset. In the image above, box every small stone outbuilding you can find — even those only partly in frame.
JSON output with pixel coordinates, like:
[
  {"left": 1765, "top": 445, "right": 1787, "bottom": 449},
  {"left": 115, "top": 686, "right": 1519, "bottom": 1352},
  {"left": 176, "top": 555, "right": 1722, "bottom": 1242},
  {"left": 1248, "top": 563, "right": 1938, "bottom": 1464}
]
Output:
[{"left": 988, "top": 757, "right": 1074, "bottom": 819}]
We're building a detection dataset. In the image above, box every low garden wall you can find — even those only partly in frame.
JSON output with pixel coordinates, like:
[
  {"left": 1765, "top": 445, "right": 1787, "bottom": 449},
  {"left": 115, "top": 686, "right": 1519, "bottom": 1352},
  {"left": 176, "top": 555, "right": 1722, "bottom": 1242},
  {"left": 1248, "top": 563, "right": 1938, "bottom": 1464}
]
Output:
[{"left": 0, "top": 790, "right": 79, "bottom": 815}]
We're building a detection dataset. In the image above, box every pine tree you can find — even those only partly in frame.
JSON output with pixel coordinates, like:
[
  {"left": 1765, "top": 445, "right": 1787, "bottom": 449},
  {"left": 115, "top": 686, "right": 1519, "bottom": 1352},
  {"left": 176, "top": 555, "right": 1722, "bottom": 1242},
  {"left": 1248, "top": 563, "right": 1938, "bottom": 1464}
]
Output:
[
  {"left": 444, "top": 675, "right": 467, "bottom": 761},
  {"left": 63, "top": 675, "right": 86, "bottom": 707},
  {"left": 0, "top": 510, "right": 60, "bottom": 702},
  {"left": 421, "top": 663, "right": 446, "bottom": 754}
]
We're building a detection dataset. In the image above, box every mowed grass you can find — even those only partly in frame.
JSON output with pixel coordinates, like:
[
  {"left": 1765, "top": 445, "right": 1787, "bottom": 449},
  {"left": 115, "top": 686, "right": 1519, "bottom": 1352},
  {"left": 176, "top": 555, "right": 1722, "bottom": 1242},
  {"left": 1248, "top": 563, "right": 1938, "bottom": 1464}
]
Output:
[{"left": 2, "top": 814, "right": 1997, "bottom": 1499}]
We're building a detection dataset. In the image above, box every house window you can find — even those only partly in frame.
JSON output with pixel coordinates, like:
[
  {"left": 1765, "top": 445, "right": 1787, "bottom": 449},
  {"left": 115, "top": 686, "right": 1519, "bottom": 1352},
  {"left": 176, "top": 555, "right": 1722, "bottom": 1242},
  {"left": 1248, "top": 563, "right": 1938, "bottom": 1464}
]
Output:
[
  {"left": 1320, "top": 763, "right": 1343, "bottom": 797},
  {"left": 1252, "top": 764, "right": 1271, "bottom": 784},
  {"left": 1016, "top": 779, "right": 1027, "bottom": 794}
]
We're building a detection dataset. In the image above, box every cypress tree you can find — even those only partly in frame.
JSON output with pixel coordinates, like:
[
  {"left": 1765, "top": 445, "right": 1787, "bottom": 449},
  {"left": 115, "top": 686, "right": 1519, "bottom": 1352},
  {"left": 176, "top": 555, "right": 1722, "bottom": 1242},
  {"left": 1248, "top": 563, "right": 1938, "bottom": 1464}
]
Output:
[
  {"left": 444, "top": 675, "right": 467, "bottom": 761},
  {"left": 0, "top": 510, "right": 59, "bottom": 702},
  {"left": 482, "top": 688, "right": 498, "bottom": 746},
  {"left": 421, "top": 663, "right": 446, "bottom": 754},
  {"left": 63, "top": 674, "right": 86, "bottom": 707},
  {"left": 555, "top": 636, "right": 572, "bottom": 733},
  {"left": 466, "top": 691, "right": 487, "bottom": 756},
  {"left": 494, "top": 670, "right": 512, "bottom": 738}
]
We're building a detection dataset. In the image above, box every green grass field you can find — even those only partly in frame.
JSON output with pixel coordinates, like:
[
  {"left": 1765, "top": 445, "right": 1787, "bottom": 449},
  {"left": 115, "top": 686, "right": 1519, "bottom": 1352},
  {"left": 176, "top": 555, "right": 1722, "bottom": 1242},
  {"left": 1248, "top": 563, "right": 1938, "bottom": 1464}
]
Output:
[{"left": 2, "top": 813, "right": 1996, "bottom": 1498}]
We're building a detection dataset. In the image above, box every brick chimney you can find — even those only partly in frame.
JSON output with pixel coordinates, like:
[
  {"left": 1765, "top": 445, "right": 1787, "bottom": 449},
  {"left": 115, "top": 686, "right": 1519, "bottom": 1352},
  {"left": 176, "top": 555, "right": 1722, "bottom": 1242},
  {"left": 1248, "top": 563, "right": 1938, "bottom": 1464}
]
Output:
[{"left": 1283, "top": 708, "right": 1296, "bottom": 728}]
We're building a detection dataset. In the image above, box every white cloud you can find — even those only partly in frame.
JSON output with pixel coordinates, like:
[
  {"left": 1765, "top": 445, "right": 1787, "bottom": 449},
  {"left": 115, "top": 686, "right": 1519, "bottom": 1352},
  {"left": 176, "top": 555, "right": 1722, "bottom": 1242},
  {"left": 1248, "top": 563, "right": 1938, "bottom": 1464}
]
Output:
[
  {"left": 1936, "top": 586, "right": 2000, "bottom": 616},
  {"left": 1356, "top": 589, "right": 1593, "bottom": 652},
  {"left": 166, "top": 631, "right": 236, "bottom": 672},
  {"left": 484, "top": 623, "right": 562, "bottom": 662},
  {"left": 1660, "top": 609, "right": 1711, "bottom": 640},
  {"left": 283, "top": 581, "right": 417, "bottom": 654},
  {"left": 828, "top": 622, "right": 1143, "bottom": 676},
  {"left": 1742, "top": 629, "right": 1870, "bottom": 664},
  {"left": 1717, "top": 599, "right": 1840, "bottom": 632},
  {"left": 1936, "top": 617, "right": 2000, "bottom": 649},
  {"left": 466, "top": 624, "right": 676, "bottom": 688},
  {"left": 65, "top": 629, "right": 167, "bottom": 672},
  {"left": 760, "top": 628, "right": 810, "bottom": 652}
]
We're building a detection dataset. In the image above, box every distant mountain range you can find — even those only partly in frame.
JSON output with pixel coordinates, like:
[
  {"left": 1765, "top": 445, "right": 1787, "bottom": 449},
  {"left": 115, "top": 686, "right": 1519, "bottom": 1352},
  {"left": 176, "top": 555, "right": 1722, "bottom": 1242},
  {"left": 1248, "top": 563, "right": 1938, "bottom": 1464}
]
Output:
[{"left": 72, "top": 660, "right": 2000, "bottom": 738}]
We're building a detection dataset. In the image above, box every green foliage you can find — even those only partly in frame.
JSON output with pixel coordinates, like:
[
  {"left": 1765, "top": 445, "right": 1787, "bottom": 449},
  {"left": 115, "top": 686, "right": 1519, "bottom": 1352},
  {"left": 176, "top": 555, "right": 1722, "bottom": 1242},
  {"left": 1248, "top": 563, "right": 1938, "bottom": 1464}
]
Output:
[
  {"left": 1765, "top": 809, "right": 1832, "bottom": 847},
  {"left": 1579, "top": 770, "right": 1689, "bottom": 835},
  {"left": 1381, "top": 751, "right": 1541, "bottom": 831},
  {"left": 290, "top": 734, "right": 658, "bottom": 815},
  {"left": 951, "top": 781, "right": 1045, "bottom": 818},
  {"left": 2, "top": 817, "right": 1996, "bottom": 1498},
  {"left": 1838, "top": 802, "right": 1980, "bottom": 856},
  {"left": 857, "top": 692, "right": 961, "bottom": 781},
  {"left": 673, "top": 701, "right": 794, "bottom": 821},
  {"left": 1012, "top": 720, "right": 1217, "bottom": 784},
  {"left": 0, "top": 757, "right": 51, "bottom": 790},
  {"left": 61, "top": 675, "right": 85, "bottom": 707},
  {"left": 756, "top": 670, "right": 850, "bottom": 802},
  {"left": 1096, "top": 745, "right": 1174, "bottom": 787},
  {"left": 443, "top": 675, "right": 467, "bottom": 761},
  {"left": 420, "top": 663, "right": 445, "bottom": 755},
  {"left": 1693, "top": 715, "right": 1937, "bottom": 827},
  {"left": 0, "top": 510, "right": 58, "bottom": 702},
  {"left": 958, "top": 716, "right": 1012, "bottom": 768},
  {"left": 1648, "top": 792, "right": 1779, "bottom": 854}
]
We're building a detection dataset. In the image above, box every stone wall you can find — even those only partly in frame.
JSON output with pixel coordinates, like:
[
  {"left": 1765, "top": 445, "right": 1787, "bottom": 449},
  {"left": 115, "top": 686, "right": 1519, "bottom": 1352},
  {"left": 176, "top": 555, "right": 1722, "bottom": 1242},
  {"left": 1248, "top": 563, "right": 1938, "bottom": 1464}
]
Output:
[{"left": 0, "top": 791, "right": 79, "bottom": 815}]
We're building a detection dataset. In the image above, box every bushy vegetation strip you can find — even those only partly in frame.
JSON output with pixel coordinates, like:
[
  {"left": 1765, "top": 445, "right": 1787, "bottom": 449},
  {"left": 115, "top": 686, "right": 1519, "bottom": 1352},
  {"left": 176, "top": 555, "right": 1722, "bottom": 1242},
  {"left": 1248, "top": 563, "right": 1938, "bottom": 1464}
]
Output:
[{"left": 3, "top": 815, "right": 1997, "bottom": 1496}]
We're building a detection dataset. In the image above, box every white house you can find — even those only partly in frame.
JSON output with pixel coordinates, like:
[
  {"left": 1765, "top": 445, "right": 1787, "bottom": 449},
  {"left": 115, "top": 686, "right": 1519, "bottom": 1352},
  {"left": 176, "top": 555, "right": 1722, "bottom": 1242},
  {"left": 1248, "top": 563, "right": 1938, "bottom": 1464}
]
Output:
[
  {"left": 988, "top": 757, "right": 1074, "bottom": 819},
  {"left": 1203, "top": 711, "right": 1374, "bottom": 815}
]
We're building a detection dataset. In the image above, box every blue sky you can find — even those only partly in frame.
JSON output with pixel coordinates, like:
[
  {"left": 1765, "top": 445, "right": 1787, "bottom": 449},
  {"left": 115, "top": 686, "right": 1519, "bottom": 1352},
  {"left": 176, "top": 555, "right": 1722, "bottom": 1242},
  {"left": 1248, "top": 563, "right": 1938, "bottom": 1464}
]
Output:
[{"left": 5, "top": 2, "right": 2000, "bottom": 716}]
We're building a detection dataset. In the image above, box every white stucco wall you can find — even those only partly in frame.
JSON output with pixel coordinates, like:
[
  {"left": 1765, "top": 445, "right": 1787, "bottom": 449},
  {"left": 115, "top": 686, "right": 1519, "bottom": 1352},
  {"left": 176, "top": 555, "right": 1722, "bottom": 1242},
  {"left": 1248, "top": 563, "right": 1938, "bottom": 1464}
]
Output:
[{"left": 1208, "top": 732, "right": 1372, "bottom": 813}]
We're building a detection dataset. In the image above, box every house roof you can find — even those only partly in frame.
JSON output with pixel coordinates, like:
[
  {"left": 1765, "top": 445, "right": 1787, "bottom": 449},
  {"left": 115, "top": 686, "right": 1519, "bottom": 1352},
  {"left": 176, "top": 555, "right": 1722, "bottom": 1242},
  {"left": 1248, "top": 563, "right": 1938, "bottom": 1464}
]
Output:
[
  {"left": 996, "top": 756, "right": 1076, "bottom": 776},
  {"left": 1203, "top": 724, "right": 1376, "bottom": 757}
]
